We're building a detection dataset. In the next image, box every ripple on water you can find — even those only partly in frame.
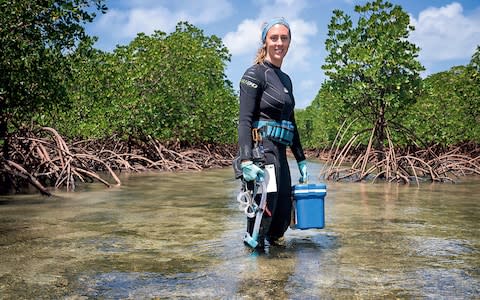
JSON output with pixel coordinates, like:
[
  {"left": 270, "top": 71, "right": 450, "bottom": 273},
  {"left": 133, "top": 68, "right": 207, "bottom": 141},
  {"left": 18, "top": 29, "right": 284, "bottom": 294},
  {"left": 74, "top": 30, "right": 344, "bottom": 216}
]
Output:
[
  {"left": 410, "top": 236, "right": 475, "bottom": 257},
  {"left": 76, "top": 270, "right": 244, "bottom": 299},
  {"left": 401, "top": 268, "right": 480, "bottom": 299}
]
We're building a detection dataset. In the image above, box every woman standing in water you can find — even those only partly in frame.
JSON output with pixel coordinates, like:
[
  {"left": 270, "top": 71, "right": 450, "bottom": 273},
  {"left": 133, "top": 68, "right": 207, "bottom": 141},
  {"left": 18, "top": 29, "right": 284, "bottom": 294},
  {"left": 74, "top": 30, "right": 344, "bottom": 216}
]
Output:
[{"left": 238, "top": 17, "right": 308, "bottom": 249}]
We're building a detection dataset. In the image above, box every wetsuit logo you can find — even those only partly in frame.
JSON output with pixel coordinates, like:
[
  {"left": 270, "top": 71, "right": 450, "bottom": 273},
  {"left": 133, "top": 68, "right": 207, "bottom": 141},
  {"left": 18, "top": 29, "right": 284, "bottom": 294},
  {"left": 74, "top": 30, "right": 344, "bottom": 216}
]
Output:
[{"left": 241, "top": 78, "right": 258, "bottom": 89}]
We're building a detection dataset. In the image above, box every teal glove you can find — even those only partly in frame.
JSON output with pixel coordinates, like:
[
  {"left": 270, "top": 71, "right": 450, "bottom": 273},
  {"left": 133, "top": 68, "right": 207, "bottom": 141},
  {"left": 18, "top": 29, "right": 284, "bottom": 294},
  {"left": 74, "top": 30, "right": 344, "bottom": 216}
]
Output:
[
  {"left": 241, "top": 161, "right": 265, "bottom": 182},
  {"left": 298, "top": 160, "right": 308, "bottom": 183}
]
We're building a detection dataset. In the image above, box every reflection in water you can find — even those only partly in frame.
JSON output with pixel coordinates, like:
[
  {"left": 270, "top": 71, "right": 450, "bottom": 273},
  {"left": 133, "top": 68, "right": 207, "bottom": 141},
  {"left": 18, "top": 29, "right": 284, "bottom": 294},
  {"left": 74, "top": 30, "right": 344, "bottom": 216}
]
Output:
[{"left": 0, "top": 161, "right": 479, "bottom": 298}]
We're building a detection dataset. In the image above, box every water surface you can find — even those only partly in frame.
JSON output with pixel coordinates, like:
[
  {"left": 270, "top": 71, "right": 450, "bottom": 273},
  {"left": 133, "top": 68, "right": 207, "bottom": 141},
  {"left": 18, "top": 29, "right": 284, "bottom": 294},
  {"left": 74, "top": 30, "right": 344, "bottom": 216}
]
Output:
[{"left": 0, "top": 161, "right": 479, "bottom": 299}]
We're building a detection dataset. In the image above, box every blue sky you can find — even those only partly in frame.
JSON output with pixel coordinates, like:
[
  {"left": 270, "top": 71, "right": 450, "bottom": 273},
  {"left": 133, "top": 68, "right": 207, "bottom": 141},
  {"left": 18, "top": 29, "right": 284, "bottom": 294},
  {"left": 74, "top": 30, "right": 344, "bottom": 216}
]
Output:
[{"left": 85, "top": 0, "right": 480, "bottom": 109}]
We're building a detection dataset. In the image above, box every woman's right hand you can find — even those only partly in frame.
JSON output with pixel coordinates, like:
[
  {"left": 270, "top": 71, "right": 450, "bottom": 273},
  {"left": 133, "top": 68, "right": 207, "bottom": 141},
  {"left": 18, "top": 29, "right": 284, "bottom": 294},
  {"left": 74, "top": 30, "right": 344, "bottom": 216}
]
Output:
[{"left": 241, "top": 161, "right": 264, "bottom": 181}]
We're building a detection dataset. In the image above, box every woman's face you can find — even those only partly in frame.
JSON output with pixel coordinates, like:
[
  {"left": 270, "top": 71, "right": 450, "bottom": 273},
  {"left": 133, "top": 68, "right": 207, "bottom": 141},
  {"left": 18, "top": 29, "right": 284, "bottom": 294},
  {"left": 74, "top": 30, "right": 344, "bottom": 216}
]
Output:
[{"left": 264, "top": 24, "right": 290, "bottom": 67}]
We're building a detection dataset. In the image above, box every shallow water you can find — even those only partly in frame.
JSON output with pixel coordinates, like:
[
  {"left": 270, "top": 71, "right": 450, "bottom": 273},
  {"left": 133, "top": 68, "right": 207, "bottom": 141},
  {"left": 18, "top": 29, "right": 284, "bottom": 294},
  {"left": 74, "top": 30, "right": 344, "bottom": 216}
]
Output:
[{"left": 0, "top": 160, "right": 479, "bottom": 299}]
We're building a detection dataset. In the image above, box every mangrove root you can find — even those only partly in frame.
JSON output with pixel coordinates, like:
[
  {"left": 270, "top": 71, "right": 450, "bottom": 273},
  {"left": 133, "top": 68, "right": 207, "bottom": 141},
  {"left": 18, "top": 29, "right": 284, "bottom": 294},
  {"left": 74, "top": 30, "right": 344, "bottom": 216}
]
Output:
[{"left": 0, "top": 127, "right": 236, "bottom": 194}]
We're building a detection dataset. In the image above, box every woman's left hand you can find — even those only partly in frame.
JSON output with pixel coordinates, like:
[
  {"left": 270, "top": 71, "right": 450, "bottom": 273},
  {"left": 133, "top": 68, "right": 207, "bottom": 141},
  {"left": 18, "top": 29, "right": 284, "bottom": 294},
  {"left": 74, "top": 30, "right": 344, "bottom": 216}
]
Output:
[{"left": 298, "top": 160, "right": 308, "bottom": 183}]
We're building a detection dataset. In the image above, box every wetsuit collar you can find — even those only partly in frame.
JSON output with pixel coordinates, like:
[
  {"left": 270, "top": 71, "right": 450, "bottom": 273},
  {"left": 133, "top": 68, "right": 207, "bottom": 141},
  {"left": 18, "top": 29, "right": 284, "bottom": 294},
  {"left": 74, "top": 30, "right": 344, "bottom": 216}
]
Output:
[{"left": 264, "top": 60, "right": 281, "bottom": 69}]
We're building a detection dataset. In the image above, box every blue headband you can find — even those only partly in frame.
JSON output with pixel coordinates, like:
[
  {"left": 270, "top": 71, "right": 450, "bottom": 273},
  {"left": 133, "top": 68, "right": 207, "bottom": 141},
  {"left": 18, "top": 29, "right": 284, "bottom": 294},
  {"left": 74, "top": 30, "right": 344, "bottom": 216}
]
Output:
[{"left": 261, "top": 17, "right": 290, "bottom": 43}]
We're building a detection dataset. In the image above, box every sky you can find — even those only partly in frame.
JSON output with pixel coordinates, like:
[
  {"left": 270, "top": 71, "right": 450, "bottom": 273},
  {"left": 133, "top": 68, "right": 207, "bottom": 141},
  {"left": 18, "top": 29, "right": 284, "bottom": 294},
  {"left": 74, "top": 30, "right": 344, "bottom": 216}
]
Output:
[{"left": 85, "top": 0, "right": 480, "bottom": 109}]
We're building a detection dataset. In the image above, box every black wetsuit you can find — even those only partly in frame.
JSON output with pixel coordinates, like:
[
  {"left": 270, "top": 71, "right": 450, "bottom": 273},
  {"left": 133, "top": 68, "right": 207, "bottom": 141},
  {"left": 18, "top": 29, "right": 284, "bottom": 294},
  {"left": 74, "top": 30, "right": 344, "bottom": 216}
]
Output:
[{"left": 238, "top": 60, "right": 306, "bottom": 242}]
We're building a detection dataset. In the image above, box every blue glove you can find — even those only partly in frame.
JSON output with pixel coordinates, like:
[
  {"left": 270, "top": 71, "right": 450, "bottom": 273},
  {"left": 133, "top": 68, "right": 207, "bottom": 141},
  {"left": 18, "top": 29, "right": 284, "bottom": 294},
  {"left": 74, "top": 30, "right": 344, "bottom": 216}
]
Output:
[
  {"left": 298, "top": 160, "right": 308, "bottom": 183},
  {"left": 241, "top": 161, "right": 264, "bottom": 182}
]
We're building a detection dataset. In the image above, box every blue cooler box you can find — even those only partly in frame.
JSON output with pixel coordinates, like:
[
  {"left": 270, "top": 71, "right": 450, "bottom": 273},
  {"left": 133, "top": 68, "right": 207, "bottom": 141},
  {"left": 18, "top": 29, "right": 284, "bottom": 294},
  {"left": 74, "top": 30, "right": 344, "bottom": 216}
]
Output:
[{"left": 293, "top": 183, "right": 327, "bottom": 229}]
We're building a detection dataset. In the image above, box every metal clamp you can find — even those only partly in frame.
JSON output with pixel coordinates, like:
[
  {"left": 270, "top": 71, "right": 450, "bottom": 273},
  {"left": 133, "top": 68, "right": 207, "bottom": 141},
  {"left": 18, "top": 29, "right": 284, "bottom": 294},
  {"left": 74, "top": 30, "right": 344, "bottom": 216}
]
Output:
[{"left": 252, "top": 128, "right": 262, "bottom": 142}]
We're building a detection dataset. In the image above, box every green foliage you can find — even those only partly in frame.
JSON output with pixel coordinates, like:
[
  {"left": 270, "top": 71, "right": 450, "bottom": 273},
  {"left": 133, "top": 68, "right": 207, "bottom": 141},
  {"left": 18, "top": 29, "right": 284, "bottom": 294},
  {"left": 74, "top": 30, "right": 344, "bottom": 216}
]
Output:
[
  {"left": 303, "top": 45, "right": 479, "bottom": 150},
  {"left": 321, "top": 0, "right": 424, "bottom": 148},
  {"left": 296, "top": 81, "right": 354, "bottom": 148},
  {"left": 54, "top": 22, "right": 238, "bottom": 144},
  {"left": 0, "top": 0, "right": 106, "bottom": 145},
  {"left": 52, "top": 38, "right": 116, "bottom": 138},
  {"left": 406, "top": 64, "right": 480, "bottom": 145}
]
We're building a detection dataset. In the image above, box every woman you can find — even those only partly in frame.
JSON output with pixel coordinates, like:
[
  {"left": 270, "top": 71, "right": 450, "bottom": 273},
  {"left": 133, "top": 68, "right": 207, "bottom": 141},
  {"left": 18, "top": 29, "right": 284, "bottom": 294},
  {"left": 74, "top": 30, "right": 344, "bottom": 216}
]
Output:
[{"left": 238, "top": 17, "right": 308, "bottom": 249}]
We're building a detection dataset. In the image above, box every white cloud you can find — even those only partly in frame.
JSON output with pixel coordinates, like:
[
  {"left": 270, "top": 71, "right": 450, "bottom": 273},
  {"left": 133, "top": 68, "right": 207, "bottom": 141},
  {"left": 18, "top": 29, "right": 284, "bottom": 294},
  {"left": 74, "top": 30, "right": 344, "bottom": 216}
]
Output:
[
  {"left": 223, "top": 19, "right": 263, "bottom": 56},
  {"left": 118, "top": 8, "right": 177, "bottom": 37},
  {"left": 284, "top": 19, "right": 317, "bottom": 70},
  {"left": 92, "top": 0, "right": 233, "bottom": 40},
  {"left": 409, "top": 2, "right": 480, "bottom": 63}
]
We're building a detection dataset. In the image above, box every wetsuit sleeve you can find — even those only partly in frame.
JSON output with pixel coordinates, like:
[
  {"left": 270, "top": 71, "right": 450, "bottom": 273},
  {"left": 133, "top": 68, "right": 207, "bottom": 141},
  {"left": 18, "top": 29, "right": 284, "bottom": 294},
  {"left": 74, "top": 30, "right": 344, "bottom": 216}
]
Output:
[
  {"left": 238, "top": 66, "right": 263, "bottom": 161},
  {"left": 289, "top": 111, "right": 306, "bottom": 162}
]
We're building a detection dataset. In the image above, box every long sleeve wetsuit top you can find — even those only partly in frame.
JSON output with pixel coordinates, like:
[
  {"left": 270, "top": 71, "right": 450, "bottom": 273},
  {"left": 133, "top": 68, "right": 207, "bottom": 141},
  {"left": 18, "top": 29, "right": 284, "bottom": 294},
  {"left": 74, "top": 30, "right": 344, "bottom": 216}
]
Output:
[{"left": 238, "top": 60, "right": 305, "bottom": 163}]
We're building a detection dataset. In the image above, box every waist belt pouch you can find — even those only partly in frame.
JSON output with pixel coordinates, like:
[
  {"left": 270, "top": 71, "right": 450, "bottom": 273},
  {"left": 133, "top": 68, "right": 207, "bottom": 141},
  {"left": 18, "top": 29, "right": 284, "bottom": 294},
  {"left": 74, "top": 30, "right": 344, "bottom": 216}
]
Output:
[
  {"left": 263, "top": 120, "right": 294, "bottom": 145},
  {"left": 280, "top": 120, "right": 294, "bottom": 144}
]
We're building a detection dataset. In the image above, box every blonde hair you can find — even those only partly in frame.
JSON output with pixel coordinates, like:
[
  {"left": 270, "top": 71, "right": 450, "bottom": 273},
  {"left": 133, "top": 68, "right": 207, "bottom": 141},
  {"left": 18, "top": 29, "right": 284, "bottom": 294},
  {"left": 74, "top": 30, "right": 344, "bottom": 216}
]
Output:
[{"left": 254, "top": 44, "right": 267, "bottom": 64}]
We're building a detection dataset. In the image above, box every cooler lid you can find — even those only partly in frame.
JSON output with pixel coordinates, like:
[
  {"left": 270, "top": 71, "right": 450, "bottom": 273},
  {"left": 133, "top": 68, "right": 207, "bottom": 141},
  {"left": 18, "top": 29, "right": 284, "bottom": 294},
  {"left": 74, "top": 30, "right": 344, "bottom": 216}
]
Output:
[{"left": 293, "top": 183, "right": 327, "bottom": 195}]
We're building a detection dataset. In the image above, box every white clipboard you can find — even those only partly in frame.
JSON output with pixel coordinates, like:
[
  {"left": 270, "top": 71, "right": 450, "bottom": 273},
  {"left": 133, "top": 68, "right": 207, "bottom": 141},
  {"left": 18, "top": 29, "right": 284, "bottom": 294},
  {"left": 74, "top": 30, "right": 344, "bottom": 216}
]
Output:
[{"left": 265, "top": 164, "right": 277, "bottom": 193}]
